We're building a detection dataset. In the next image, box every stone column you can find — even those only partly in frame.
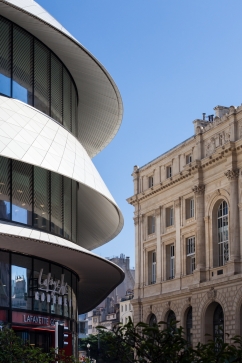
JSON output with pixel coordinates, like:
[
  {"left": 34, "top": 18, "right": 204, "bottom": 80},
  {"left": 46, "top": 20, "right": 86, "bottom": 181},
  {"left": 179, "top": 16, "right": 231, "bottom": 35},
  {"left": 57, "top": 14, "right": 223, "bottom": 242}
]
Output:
[
  {"left": 175, "top": 198, "right": 181, "bottom": 278},
  {"left": 155, "top": 207, "right": 161, "bottom": 282},
  {"left": 192, "top": 185, "right": 206, "bottom": 270},
  {"left": 140, "top": 215, "right": 145, "bottom": 288},
  {"left": 224, "top": 169, "right": 240, "bottom": 261},
  {"left": 134, "top": 216, "right": 140, "bottom": 292}
]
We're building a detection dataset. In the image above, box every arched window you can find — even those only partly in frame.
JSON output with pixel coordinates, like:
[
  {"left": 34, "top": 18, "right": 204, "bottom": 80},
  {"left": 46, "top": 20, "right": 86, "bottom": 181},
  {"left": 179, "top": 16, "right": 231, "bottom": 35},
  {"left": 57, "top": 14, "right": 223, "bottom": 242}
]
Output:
[
  {"left": 167, "top": 310, "right": 176, "bottom": 328},
  {"left": 149, "top": 313, "right": 157, "bottom": 326},
  {"left": 213, "top": 304, "right": 224, "bottom": 344},
  {"left": 218, "top": 201, "right": 229, "bottom": 266},
  {"left": 186, "top": 307, "right": 192, "bottom": 345}
]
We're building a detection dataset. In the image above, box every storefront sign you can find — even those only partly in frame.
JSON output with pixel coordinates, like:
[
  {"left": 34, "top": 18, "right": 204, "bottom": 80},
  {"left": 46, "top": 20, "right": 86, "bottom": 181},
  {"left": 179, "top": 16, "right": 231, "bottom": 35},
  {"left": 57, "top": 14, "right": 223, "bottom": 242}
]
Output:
[
  {"left": 34, "top": 269, "right": 71, "bottom": 308},
  {"left": 38, "top": 269, "right": 68, "bottom": 295},
  {"left": 12, "top": 311, "right": 68, "bottom": 327}
]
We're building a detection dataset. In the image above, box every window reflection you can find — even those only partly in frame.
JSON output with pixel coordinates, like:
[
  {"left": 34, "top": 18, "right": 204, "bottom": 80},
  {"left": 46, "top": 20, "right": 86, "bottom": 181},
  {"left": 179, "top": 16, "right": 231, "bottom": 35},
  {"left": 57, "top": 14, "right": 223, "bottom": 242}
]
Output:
[
  {"left": 0, "top": 17, "right": 11, "bottom": 97},
  {"left": 12, "top": 161, "right": 32, "bottom": 226},
  {"left": 0, "top": 157, "right": 10, "bottom": 221},
  {"left": 12, "top": 254, "right": 32, "bottom": 310},
  {"left": 72, "top": 275, "right": 77, "bottom": 320},
  {"left": 0, "top": 251, "right": 9, "bottom": 307},
  {"left": 0, "top": 74, "right": 11, "bottom": 97},
  {"left": 1, "top": 251, "right": 77, "bottom": 322}
]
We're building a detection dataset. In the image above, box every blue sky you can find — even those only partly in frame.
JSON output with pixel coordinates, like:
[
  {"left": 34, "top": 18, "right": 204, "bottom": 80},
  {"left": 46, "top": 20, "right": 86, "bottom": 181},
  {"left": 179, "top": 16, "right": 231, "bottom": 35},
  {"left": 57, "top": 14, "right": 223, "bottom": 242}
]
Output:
[{"left": 38, "top": 0, "right": 242, "bottom": 268}]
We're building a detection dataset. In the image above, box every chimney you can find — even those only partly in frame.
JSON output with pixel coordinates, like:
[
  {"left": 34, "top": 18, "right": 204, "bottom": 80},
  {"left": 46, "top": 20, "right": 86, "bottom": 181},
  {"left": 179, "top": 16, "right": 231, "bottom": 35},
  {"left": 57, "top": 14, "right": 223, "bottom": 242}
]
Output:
[
  {"left": 213, "top": 105, "right": 229, "bottom": 118},
  {"left": 126, "top": 256, "right": 130, "bottom": 270}
]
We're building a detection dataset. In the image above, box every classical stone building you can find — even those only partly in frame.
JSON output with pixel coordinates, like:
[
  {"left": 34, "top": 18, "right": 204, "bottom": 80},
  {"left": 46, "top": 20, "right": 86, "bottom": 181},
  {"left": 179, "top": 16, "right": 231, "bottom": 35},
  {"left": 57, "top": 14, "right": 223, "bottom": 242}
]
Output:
[{"left": 127, "top": 105, "right": 242, "bottom": 346}]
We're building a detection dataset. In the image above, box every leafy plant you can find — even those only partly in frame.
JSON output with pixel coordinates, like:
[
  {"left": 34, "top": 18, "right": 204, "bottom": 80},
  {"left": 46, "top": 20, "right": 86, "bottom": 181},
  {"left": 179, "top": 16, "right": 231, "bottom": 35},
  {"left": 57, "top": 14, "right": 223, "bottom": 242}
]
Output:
[{"left": 0, "top": 327, "right": 79, "bottom": 363}]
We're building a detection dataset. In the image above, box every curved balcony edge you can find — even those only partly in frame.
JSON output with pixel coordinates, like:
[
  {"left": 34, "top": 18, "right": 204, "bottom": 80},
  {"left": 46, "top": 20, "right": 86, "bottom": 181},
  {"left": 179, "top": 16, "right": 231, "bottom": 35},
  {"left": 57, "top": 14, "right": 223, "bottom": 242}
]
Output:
[{"left": 0, "top": 220, "right": 125, "bottom": 313}]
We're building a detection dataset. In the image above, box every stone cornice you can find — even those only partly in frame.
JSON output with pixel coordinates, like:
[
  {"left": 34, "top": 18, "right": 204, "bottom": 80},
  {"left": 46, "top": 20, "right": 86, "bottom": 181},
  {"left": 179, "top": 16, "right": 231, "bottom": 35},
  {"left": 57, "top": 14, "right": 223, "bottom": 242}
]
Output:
[{"left": 127, "top": 140, "right": 242, "bottom": 206}]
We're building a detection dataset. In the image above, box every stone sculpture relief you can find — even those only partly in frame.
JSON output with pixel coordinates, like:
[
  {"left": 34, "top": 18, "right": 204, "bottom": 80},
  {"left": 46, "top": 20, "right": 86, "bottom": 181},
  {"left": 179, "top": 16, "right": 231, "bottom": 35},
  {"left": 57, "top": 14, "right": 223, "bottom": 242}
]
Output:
[{"left": 205, "top": 129, "right": 230, "bottom": 156}]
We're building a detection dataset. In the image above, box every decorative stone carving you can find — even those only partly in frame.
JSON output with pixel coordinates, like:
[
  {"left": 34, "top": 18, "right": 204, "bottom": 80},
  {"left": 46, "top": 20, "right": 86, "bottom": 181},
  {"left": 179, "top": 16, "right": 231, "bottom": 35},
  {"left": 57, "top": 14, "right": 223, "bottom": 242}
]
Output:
[
  {"left": 187, "top": 297, "right": 191, "bottom": 306},
  {"left": 155, "top": 208, "right": 160, "bottom": 217},
  {"left": 133, "top": 216, "right": 139, "bottom": 225},
  {"left": 175, "top": 198, "right": 181, "bottom": 208},
  {"left": 239, "top": 122, "right": 242, "bottom": 139},
  {"left": 207, "top": 288, "right": 216, "bottom": 300},
  {"left": 205, "top": 138, "right": 215, "bottom": 156},
  {"left": 224, "top": 169, "right": 239, "bottom": 180},
  {"left": 205, "top": 130, "right": 230, "bottom": 156},
  {"left": 192, "top": 185, "right": 205, "bottom": 195}
]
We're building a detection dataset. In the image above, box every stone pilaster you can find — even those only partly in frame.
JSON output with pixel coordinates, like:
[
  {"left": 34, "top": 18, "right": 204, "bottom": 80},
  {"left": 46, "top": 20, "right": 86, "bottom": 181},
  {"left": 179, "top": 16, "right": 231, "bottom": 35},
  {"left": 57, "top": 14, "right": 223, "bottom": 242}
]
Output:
[
  {"left": 192, "top": 185, "right": 206, "bottom": 282},
  {"left": 140, "top": 215, "right": 145, "bottom": 290},
  {"left": 175, "top": 198, "right": 181, "bottom": 278},
  {"left": 155, "top": 207, "right": 161, "bottom": 282},
  {"left": 224, "top": 169, "right": 240, "bottom": 262},
  {"left": 134, "top": 216, "right": 140, "bottom": 293}
]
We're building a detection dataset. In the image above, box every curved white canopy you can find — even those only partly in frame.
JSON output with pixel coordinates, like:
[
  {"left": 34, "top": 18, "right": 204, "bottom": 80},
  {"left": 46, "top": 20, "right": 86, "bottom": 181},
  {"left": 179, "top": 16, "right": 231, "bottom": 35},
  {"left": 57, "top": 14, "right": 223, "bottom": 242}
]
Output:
[
  {"left": 0, "top": 0, "right": 123, "bottom": 158},
  {"left": 0, "top": 96, "right": 123, "bottom": 249},
  {"left": 0, "top": 221, "right": 124, "bottom": 313}
]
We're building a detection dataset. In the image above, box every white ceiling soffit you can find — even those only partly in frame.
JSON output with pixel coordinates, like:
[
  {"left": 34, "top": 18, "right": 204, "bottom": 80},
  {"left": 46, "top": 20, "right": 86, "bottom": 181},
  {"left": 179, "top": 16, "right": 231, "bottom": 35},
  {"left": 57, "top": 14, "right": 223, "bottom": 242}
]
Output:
[
  {"left": 0, "top": 0, "right": 123, "bottom": 158},
  {"left": 0, "top": 96, "right": 124, "bottom": 248},
  {"left": 0, "top": 221, "right": 125, "bottom": 313}
]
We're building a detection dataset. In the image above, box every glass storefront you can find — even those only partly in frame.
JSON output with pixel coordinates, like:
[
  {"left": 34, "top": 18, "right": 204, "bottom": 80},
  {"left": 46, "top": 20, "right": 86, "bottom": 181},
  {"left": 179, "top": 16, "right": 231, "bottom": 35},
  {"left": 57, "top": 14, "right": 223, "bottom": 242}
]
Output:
[
  {"left": 0, "top": 156, "right": 77, "bottom": 242},
  {"left": 0, "top": 16, "right": 78, "bottom": 137},
  {"left": 9, "top": 251, "right": 78, "bottom": 320},
  {"left": 0, "top": 249, "right": 78, "bottom": 355}
]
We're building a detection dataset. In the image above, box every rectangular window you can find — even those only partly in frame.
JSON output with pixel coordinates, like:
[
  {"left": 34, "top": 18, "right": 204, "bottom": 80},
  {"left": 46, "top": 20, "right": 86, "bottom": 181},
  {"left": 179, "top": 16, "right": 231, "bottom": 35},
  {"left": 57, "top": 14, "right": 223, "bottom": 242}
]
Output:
[
  {"left": 12, "top": 254, "right": 32, "bottom": 310},
  {"left": 34, "top": 166, "right": 50, "bottom": 232},
  {"left": 13, "top": 26, "right": 33, "bottom": 104},
  {"left": 186, "top": 198, "right": 194, "bottom": 219},
  {"left": 12, "top": 160, "right": 32, "bottom": 226},
  {"left": 152, "top": 251, "right": 156, "bottom": 283},
  {"left": 0, "top": 251, "right": 9, "bottom": 307},
  {"left": 148, "top": 251, "right": 156, "bottom": 284},
  {"left": 170, "top": 245, "right": 175, "bottom": 279},
  {"left": 166, "top": 166, "right": 172, "bottom": 178},
  {"left": 148, "top": 215, "right": 155, "bottom": 235},
  {"left": 0, "top": 156, "right": 10, "bottom": 221},
  {"left": 148, "top": 176, "right": 153, "bottom": 188},
  {"left": 186, "top": 154, "right": 192, "bottom": 164},
  {"left": 0, "top": 17, "right": 11, "bottom": 97},
  {"left": 187, "top": 236, "right": 195, "bottom": 274},
  {"left": 166, "top": 207, "right": 174, "bottom": 227},
  {"left": 51, "top": 173, "right": 63, "bottom": 237}
]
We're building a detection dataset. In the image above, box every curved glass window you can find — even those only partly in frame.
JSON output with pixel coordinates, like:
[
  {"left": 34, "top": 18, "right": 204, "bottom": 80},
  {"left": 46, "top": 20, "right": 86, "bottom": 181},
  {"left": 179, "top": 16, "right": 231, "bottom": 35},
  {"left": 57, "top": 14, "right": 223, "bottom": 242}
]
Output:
[
  {"left": 0, "top": 16, "right": 78, "bottom": 137},
  {"left": 0, "top": 250, "right": 79, "bottom": 320},
  {"left": 0, "top": 156, "right": 77, "bottom": 243},
  {"left": 218, "top": 201, "right": 229, "bottom": 266}
]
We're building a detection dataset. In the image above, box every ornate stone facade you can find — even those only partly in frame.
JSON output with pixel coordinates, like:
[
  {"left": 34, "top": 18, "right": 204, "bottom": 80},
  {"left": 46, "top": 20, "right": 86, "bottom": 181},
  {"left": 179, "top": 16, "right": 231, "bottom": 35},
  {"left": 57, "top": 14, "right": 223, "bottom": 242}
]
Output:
[{"left": 127, "top": 104, "right": 242, "bottom": 345}]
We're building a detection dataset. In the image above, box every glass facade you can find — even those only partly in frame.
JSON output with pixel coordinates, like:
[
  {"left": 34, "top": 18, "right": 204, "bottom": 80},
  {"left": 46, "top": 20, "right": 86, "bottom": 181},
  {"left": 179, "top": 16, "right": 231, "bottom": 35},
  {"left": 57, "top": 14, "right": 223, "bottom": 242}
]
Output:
[
  {"left": 0, "top": 16, "right": 78, "bottom": 137},
  {"left": 0, "top": 156, "right": 77, "bottom": 242},
  {"left": 0, "top": 249, "right": 78, "bottom": 322}
]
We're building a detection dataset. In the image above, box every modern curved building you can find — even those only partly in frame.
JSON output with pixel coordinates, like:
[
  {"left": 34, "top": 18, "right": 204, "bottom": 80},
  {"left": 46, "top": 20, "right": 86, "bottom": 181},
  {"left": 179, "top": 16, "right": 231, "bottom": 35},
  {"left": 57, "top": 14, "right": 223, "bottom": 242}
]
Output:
[{"left": 0, "top": 0, "right": 124, "bottom": 356}]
